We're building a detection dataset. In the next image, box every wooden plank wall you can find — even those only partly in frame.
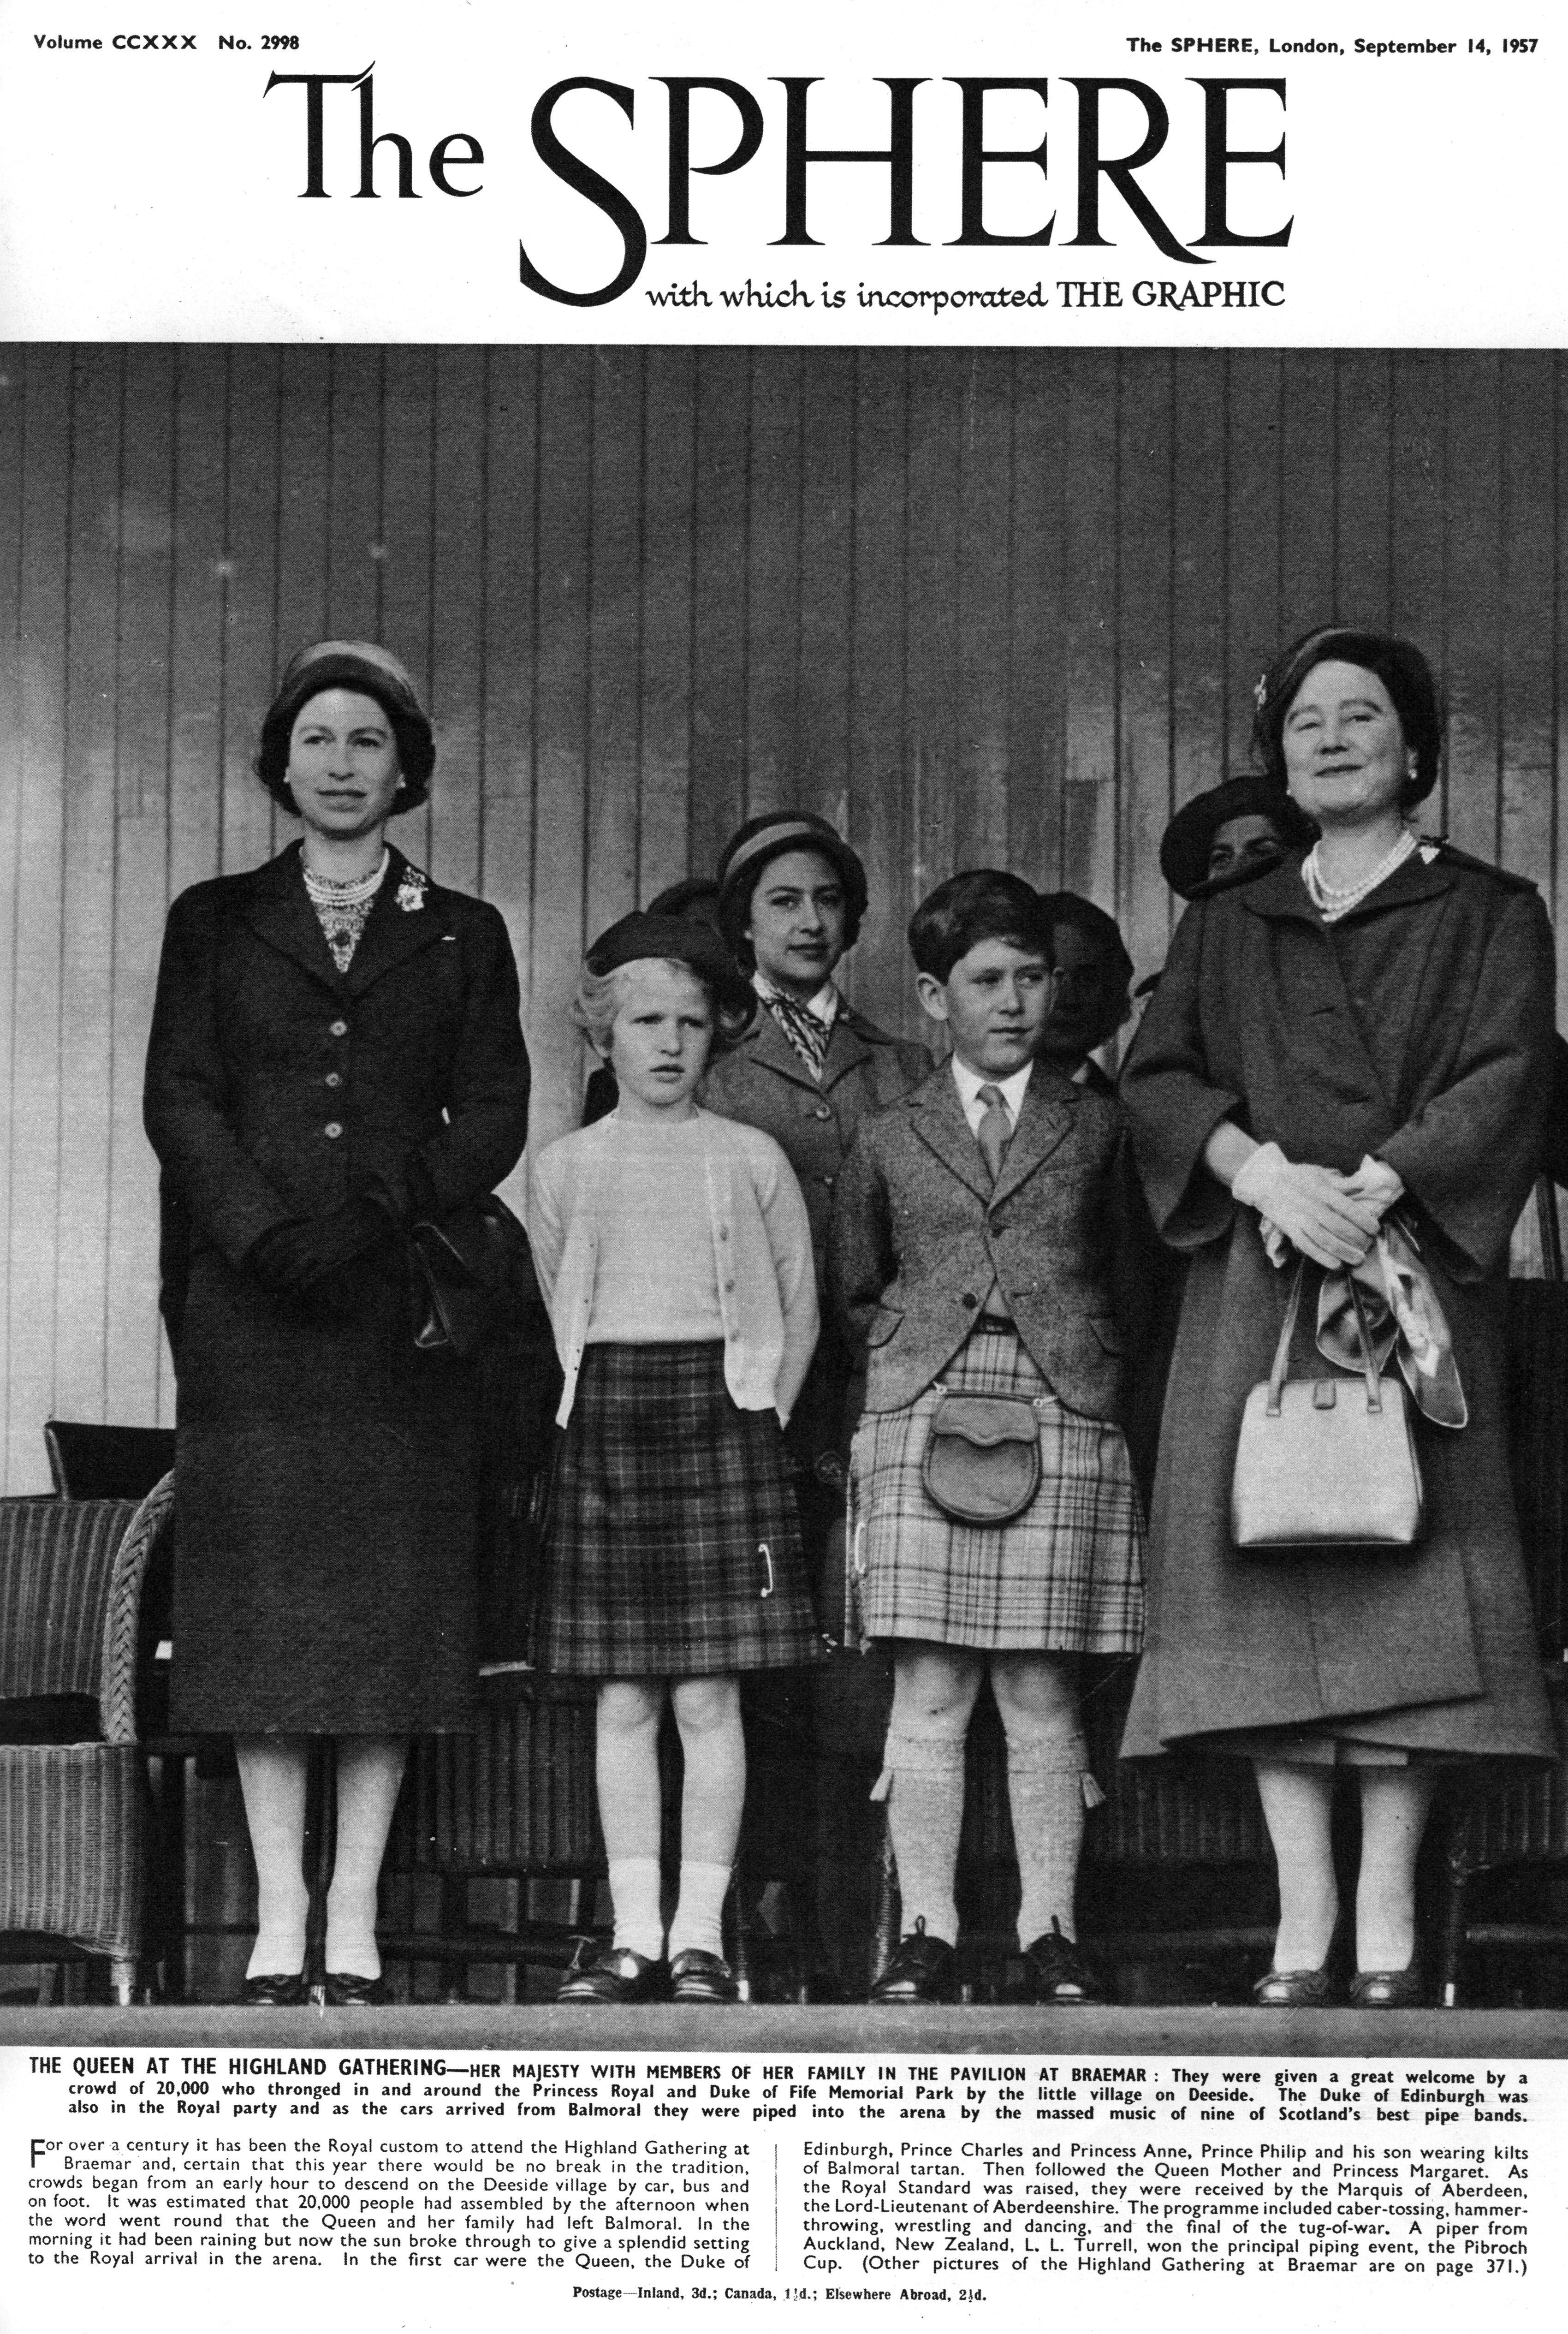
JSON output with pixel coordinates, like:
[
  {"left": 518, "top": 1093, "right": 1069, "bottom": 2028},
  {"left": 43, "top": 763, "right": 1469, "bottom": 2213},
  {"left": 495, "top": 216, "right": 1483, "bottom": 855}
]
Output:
[{"left": 2, "top": 346, "right": 1564, "bottom": 1492}]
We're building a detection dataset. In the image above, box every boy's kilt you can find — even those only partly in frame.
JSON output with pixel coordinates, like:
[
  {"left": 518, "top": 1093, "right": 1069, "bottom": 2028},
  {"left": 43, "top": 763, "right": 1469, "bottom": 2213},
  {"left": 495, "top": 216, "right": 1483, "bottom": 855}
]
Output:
[{"left": 848, "top": 1326, "right": 1145, "bottom": 1654}]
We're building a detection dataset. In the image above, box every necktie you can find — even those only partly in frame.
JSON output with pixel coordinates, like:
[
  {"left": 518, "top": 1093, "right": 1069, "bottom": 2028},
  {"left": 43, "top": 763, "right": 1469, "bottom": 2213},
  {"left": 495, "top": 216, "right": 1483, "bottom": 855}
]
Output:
[
  {"left": 765, "top": 990, "right": 833, "bottom": 1080},
  {"left": 976, "top": 1084, "right": 1012, "bottom": 1183}
]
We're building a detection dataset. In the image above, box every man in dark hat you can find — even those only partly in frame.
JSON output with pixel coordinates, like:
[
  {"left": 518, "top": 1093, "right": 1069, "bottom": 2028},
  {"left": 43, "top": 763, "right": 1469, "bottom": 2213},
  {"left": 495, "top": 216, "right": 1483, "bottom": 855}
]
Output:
[{"left": 702, "top": 810, "right": 929, "bottom": 1995}]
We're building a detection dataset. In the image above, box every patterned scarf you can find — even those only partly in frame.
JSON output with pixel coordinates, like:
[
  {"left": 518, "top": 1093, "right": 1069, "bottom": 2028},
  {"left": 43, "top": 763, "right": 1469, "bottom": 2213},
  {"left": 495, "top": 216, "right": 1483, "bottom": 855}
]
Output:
[{"left": 761, "top": 986, "right": 836, "bottom": 1081}]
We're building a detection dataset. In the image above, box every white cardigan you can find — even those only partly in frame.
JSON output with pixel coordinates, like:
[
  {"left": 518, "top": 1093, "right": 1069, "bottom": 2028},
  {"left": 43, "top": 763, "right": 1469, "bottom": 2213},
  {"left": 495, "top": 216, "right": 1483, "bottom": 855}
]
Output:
[{"left": 529, "top": 1109, "right": 820, "bottom": 1428}]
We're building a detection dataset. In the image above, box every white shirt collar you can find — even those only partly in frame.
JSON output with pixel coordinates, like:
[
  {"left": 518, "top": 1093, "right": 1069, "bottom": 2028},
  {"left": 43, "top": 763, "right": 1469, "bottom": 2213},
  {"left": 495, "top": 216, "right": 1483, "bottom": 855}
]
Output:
[
  {"left": 950, "top": 1054, "right": 1033, "bottom": 1124},
  {"left": 753, "top": 971, "right": 840, "bottom": 1027}
]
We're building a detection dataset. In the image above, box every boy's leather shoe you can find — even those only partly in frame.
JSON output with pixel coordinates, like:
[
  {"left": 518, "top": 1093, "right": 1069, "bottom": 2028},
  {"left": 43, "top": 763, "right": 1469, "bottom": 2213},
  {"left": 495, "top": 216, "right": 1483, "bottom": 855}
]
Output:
[
  {"left": 556, "top": 1942, "right": 665, "bottom": 2005},
  {"left": 240, "top": 1971, "right": 308, "bottom": 2007},
  {"left": 1018, "top": 1919, "right": 1109, "bottom": 2006},
  {"left": 668, "top": 1949, "right": 740, "bottom": 2004},
  {"left": 868, "top": 1918, "right": 959, "bottom": 2006}
]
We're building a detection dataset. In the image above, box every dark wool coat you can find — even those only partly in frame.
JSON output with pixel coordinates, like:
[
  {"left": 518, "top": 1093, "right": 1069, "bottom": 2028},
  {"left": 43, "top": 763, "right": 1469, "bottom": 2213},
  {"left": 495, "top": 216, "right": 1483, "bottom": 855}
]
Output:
[
  {"left": 1119, "top": 844, "right": 1557, "bottom": 1761},
  {"left": 701, "top": 1003, "right": 929, "bottom": 1476},
  {"left": 143, "top": 842, "right": 530, "bottom": 1736},
  {"left": 829, "top": 1060, "right": 1128, "bottom": 1423}
]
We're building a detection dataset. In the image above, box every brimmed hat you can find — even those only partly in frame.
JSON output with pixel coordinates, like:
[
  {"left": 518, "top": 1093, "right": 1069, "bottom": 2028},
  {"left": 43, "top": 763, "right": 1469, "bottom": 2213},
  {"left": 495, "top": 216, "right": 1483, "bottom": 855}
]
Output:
[
  {"left": 586, "top": 910, "right": 756, "bottom": 1030},
  {"left": 1250, "top": 625, "right": 1442, "bottom": 809},
  {"left": 1159, "top": 775, "right": 1312, "bottom": 899},
  {"left": 716, "top": 811, "right": 869, "bottom": 961},
  {"left": 256, "top": 639, "right": 436, "bottom": 812}
]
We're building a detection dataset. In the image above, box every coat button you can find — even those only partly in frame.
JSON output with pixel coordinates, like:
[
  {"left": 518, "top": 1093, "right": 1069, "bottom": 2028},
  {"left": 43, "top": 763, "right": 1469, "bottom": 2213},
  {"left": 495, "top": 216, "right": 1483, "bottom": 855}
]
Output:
[
  {"left": 324, "top": 1122, "right": 344, "bottom": 1140},
  {"left": 324, "top": 1072, "right": 342, "bottom": 1089},
  {"left": 814, "top": 1105, "right": 832, "bottom": 1120},
  {"left": 329, "top": 1019, "right": 348, "bottom": 1038},
  {"left": 961, "top": 1292, "right": 978, "bottom": 1310}
]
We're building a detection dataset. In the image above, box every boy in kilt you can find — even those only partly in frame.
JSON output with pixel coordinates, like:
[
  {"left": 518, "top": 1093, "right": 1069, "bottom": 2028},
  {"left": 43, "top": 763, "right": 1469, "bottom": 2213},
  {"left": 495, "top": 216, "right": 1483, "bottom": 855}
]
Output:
[
  {"left": 829, "top": 872, "right": 1145, "bottom": 2005},
  {"left": 530, "top": 911, "right": 821, "bottom": 2004}
]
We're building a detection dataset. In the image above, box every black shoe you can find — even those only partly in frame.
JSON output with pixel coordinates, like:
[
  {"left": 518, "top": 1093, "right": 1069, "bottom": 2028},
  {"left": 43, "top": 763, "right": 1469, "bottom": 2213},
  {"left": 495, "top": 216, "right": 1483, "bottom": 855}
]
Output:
[
  {"left": 1018, "top": 1919, "right": 1109, "bottom": 2006},
  {"left": 869, "top": 1917, "right": 959, "bottom": 2006},
  {"left": 668, "top": 1949, "right": 740, "bottom": 2004},
  {"left": 240, "top": 1971, "right": 308, "bottom": 2007},
  {"left": 1348, "top": 1960, "right": 1422, "bottom": 2008},
  {"left": 556, "top": 1942, "right": 665, "bottom": 2005},
  {"left": 323, "top": 1971, "right": 390, "bottom": 2007}
]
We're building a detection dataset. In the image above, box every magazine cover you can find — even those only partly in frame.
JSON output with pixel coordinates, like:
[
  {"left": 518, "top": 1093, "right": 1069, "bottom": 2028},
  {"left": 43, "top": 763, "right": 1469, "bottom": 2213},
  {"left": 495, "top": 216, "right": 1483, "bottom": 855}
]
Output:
[{"left": 0, "top": 2, "right": 1565, "bottom": 2330}]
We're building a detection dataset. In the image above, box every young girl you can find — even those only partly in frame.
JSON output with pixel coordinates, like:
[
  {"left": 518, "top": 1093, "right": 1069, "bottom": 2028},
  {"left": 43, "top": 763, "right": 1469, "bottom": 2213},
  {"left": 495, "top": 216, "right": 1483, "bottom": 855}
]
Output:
[{"left": 530, "top": 910, "right": 822, "bottom": 2004}]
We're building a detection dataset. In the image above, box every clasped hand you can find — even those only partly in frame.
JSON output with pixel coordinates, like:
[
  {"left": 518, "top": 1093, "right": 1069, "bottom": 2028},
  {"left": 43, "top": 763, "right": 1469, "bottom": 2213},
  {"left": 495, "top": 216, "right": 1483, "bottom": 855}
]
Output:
[{"left": 1231, "top": 1142, "right": 1397, "bottom": 1268}]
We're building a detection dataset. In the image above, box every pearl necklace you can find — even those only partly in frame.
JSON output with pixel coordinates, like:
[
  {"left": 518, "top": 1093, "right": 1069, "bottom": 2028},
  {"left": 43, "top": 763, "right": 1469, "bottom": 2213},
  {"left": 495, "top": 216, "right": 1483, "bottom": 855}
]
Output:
[
  {"left": 302, "top": 847, "right": 390, "bottom": 907},
  {"left": 1301, "top": 828, "right": 1417, "bottom": 923}
]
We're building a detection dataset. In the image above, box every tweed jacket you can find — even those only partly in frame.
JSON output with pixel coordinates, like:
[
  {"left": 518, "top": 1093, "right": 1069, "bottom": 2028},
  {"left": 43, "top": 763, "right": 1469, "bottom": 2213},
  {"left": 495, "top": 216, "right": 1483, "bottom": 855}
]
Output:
[
  {"left": 701, "top": 999, "right": 931, "bottom": 1273},
  {"left": 829, "top": 1059, "right": 1126, "bottom": 1421},
  {"left": 529, "top": 1109, "right": 819, "bottom": 1429}
]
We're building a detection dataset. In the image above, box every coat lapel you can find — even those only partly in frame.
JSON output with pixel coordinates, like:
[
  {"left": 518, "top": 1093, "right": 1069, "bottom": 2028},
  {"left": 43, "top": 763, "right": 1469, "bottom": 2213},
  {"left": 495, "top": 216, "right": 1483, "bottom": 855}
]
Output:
[
  {"left": 990, "top": 1068, "right": 1077, "bottom": 1204},
  {"left": 235, "top": 844, "right": 345, "bottom": 991},
  {"left": 340, "top": 848, "right": 448, "bottom": 996},
  {"left": 738, "top": 1003, "right": 822, "bottom": 1093},
  {"left": 820, "top": 1008, "right": 876, "bottom": 1088},
  {"left": 908, "top": 1065, "right": 993, "bottom": 1203}
]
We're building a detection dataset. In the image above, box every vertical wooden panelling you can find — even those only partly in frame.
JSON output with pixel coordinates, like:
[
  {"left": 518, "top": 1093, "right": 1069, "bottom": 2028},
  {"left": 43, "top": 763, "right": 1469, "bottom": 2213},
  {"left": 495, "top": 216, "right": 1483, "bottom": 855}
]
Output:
[
  {"left": 103, "top": 350, "right": 175, "bottom": 1429},
  {"left": 427, "top": 346, "right": 488, "bottom": 900},
  {"left": 1444, "top": 353, "right": 1506, "bottom": 863},
  {"left": 1117, "top": 353, "right": 1174, "bottom": 976},
  {"left": 582, "top": 350, "right": 644, "bottom": 946},
  {"left": 1061, "top": 352, "right": 1119, "bottom": 905},
  {"left": 5, "top": 346, "right": 1568, "bottom": 1489},
  {"left": 845, "top": 351, "right": 913, "bottom": 1035},
  {"left": 689, "top": 350, "right": 752, "bottom": 877},
  {"left": 527, "top": 350, "right": 594, "bottom": 1152},
  {"left": 0, "top": 358, "right": 30, "bottom": 1480},
  {"left": 636, "top": 350, "right": 697, "bottom": 905},
  {"left": 52, "top": 350, "right": 123, "bottom": 1428}
]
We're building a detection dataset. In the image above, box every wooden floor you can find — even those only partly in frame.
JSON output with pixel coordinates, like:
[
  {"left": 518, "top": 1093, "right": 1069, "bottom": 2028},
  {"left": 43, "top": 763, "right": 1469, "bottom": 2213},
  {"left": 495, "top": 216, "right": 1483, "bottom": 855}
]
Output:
[{"left": 5, "top": 2002, "right": 1568, "bottom": 2052}]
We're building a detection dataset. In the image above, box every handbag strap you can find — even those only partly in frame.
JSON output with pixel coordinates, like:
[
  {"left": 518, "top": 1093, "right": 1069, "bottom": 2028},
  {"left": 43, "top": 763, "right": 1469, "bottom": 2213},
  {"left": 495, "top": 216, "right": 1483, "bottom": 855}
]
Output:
[{"left": 1265, "top": 1257, "right": 1383, "bottom": 1415}]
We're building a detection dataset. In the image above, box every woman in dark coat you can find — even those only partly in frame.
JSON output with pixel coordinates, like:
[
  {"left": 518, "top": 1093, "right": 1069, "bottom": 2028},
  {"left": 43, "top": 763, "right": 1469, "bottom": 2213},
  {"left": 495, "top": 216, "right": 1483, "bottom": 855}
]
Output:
[
  {"left": 1121, "top": 625, "right": 1556, "bottom": 2008},
  {"left": 143, "top": 640, "right": 530, "bottom": 2003}
]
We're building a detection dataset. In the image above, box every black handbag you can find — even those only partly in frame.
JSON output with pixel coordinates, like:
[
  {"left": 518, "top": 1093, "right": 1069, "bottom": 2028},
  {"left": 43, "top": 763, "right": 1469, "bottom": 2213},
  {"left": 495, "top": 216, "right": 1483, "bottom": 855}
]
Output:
[{"left": 408, "top": 1194, "right": 535, "bottom": 1360}]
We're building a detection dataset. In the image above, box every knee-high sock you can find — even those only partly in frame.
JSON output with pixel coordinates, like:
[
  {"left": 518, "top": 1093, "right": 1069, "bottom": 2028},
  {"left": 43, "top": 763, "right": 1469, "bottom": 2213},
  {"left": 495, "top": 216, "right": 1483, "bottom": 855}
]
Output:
[
  {"left": 234, "top": 1736, "right": 309, "bottom": 1979},
  {"left": 668, "top": 1860, "right": 734, "bottom": 1961},
  {"left": 325, "top": 1737, "right": 408, "bottom": 1978},
  {"left": 999, "top": 1721, "right": 1095, "bottom": 1947},
  {"left": 878, "top": 1724, "right": 968, "bottom": 1947}
]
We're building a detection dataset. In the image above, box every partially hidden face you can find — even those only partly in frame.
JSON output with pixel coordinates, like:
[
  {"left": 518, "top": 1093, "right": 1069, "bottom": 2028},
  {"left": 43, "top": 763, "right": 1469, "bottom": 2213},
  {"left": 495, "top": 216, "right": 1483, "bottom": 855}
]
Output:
[
  {"left": 1280, "top": 659, "right": 1408, "bottom": 828},
  {"left": 606, "top": 959, "right": 715, "bottom": 1110},
  {"left": 285, "top": 687, "right": 403, "bottom": 838},
  {"left": 917, "top": 937, "right": 1053, "bottom": 1078},
  {"left": 745, "top": 847, "right": 848, "bottom": 999},
  {"left": 1205, "top": 811, "right": 1288, "bottom": 890},
  {"left": 1038, "top": 923, "right": 1131, "bottom": 1061}
]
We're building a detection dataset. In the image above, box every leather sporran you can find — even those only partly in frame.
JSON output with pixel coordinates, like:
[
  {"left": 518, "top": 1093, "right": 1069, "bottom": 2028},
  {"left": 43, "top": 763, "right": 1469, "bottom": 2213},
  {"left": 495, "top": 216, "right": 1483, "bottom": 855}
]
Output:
[
  {"left": 409, "top": 1194, "right": 534, "bottom": 1360},
  {"left": 1231, "top": 1262, "right": 1424, "bottom": 1551},
  {"left": 921, "top": 1393, "right": 1041, "bottom": 1525}
]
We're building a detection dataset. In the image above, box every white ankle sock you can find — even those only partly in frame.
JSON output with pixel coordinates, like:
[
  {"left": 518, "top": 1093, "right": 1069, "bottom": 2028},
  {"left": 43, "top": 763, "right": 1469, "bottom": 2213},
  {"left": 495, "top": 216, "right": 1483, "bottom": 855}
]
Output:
[
  {"left": 609, "top": 1857, "right": 665, "bottom": 1959},
  {"left": 667, "top": 1860, "right": 732, "bottom": 1960}
]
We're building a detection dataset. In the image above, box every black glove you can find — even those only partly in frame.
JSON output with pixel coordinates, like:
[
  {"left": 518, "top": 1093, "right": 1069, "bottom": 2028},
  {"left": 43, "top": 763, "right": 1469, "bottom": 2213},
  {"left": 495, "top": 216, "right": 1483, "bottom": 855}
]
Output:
[{"left": 246, "top": 1197, "right": 397, "bottom": 1296}]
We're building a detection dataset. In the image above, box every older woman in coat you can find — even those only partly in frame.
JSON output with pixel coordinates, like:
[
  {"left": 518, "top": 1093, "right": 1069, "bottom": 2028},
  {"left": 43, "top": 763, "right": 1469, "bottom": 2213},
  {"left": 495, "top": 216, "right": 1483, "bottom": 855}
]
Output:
[
  {"left": 144, "top": 640, "right": 530, "bottom": 2004},
  {"left": 1121, "top": 625, "right": 1556, "bottom": 2008}
]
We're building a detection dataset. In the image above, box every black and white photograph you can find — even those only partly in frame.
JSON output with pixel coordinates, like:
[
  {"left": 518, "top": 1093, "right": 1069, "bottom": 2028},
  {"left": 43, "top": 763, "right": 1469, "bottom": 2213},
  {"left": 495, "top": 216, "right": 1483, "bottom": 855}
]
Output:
[{"left": 2, "top": 4, "right": 1567, "bottom": 2328}]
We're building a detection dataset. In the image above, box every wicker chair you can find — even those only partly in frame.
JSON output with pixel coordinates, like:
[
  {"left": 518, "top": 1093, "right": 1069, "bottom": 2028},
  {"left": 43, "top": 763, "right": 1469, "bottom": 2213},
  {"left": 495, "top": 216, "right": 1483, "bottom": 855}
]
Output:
[{"left": 0, "top": 1473, "right": 175, "bottom": 2003}]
